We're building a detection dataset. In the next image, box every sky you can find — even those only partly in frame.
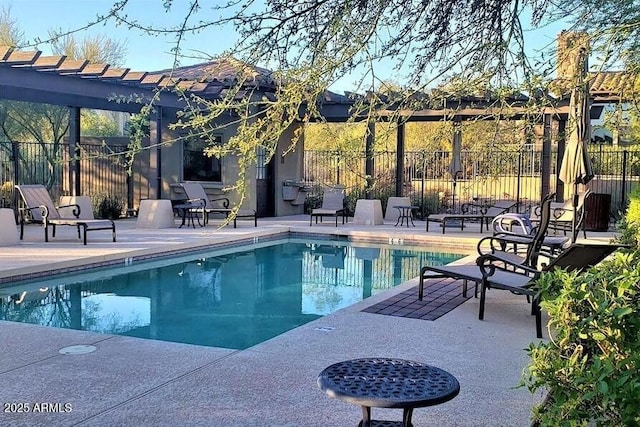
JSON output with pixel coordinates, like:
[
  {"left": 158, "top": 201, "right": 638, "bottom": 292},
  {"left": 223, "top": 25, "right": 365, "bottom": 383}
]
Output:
[{"left": 6, "top": 0, "right": 570, "bottom": 93}]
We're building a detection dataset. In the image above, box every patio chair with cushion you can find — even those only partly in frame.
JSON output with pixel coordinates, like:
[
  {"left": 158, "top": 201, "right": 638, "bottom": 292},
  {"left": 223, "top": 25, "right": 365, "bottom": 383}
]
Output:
[
  {"left": 490, "top": 212, "right": 570, "bottom": 255},
  {"left": 426, "top": 199, "right": 517, "bottom": 234},
  {"left": 15, "top": 184, "right": 116, "bottom": 245},
  {"left": 529, "top": 190, "right": 591, "bottom": 241},
  {"left": 420, "top": 193, "right": 555, "bottom": 300},
  {"left": 310, "top": 186, "right": 347, "bottom": 226},
  {"left": 477, "top": 242, "right": 625, "bottom": 338},
  {"left": 180, "top": 182, "right": 257, "bottom": 227}
]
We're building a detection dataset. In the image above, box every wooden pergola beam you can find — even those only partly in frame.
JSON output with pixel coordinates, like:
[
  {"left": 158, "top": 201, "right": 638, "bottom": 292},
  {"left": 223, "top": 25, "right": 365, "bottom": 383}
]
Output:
[
  {"left": 30, "top": 55, "right": 67, "bottom": 69},
  {"left": 4, "top": 49, "right": 40, "bottom": 65}
]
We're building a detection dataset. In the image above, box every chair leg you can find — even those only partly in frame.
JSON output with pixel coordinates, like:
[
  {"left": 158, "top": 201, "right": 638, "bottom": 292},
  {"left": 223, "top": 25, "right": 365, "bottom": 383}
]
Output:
[
  {"left": 533, "top": 297, "right": 542, "bottom": 338},
  {"left": 479, "top": 281, "right": 487, "bottom": 320}
]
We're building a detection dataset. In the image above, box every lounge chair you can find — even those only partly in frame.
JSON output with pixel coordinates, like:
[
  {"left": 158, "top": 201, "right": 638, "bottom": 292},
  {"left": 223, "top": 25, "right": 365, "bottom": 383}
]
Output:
[
  {"left": 180, "top": 182, "right": 257, "bottom": 228},
  {"left": 530, "top": 190, "right": 591, "bottom": 241},
  {"left": 420, "top": 194, "right": 556, "bottom": 302},
  {"left": 310, "top": 187, "right": 347, "bottom": 226},
  {"left": 477, "top": 243, "right": 625, "bottom": 338},
  {"left": 490, "top": 212, "right": 569, "bottom": 255},
  {"left": 15, "top": 184, "right": 116, "bottom": 245},
  {"left": 426, "top": 199, "right": 517, "bottom": 234}
]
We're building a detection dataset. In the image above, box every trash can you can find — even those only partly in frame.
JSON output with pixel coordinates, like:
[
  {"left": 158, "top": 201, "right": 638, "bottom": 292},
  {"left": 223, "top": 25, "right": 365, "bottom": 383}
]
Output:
[{"left": 584, "top": 193, "right": 611, "bottom": 232}]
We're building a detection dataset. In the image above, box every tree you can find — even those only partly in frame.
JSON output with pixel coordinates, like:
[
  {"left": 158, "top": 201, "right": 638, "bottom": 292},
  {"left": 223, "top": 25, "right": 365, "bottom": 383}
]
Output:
[
  {"left": 0, "top": 6, "right": 23, "bottom": 47},
  {"left": 14, "top": 1, "right": 640, "bottom": 194},
  {"left": 49, "top": 32, "right": 127, "bottom": 66}
]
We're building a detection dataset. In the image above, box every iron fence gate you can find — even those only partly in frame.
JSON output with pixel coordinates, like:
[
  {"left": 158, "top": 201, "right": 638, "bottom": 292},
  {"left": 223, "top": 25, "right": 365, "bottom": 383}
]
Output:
[
  {"left": 304, "top": 147, "right": 640, "bottom": 220},
  {"left": 0, "top": 140, "right": 131, "bottom": 212}
]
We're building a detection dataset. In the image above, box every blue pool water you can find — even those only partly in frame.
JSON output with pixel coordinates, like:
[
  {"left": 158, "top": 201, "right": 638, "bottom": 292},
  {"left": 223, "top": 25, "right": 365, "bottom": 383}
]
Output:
[{"left": 0, "top": 238, "right": 462, "bottom": 349}]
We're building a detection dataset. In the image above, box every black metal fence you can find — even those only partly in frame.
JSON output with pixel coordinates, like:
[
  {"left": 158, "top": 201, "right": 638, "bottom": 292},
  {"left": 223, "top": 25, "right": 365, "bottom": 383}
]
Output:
[
  {"left": 304, "top": 146, "right": 640, "bottom": 221},
  {"left": 0, "top": 140, "right": 130, "bottom": 212}
]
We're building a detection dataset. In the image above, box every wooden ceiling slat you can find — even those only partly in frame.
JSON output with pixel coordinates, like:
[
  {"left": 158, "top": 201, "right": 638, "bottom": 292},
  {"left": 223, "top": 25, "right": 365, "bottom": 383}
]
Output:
[
  {"left": 5, "top": 50, "right": 40, "bottom": 65},
  {"left": 140, "top": 74, "right": 164, "bottom": 85},
  {"left": 31, "top": 55, "right": 66, "bottom": 69},
  {"left": 177, "top": 81, "right": 208, "bottom": 92},
  {"left": 121, "top": 71, "right": 147, "bottom": 82},
  {"left": 78, "top": 63, "right": 109, "bottom": 76},
  {"left": 158, "top": 76, "right": 180, "bottom": 87},
  {"left": 0, "top": 46, "right": 13, "bottom": 60},
  {"left": 56, "top": 59, "right": 89, "bottom": 74},
  {"left": 100, "top": 68, "right": 130, "bottom": 79}
]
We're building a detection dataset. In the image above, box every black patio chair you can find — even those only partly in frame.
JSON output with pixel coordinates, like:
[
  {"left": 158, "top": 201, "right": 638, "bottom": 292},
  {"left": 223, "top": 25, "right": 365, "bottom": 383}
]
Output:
[
  {"left": 420, "top": 193, "right": 556, "bottom": 300},
  {"left": 477, "top": 242, "right": 625, "bottom": 338}
]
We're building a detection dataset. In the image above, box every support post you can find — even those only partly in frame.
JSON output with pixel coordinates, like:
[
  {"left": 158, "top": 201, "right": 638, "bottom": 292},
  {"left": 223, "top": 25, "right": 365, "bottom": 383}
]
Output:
[
  {"left": 149, "top": 107, "right": 163, "bottom": 199},
  {"left": 365, "top": 120, "right": 375, "bottom": 199},
  {"left": 395, "top": 122, "right": 405, "bottom": 196},
  {"left": 68, "top": 106, "right": 81, "bottom": 196},
  {"left": 541, "top": 114, "right": 552, "bottom": 199},
  {"left": 556, "top": 116, "right": 567, "bottom": 202}
]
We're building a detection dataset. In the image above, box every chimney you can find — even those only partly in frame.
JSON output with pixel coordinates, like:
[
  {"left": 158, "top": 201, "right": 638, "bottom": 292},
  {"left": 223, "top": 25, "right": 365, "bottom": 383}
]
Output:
[{"left": 556, "top": 31, "right": 590, "bottom": 81}]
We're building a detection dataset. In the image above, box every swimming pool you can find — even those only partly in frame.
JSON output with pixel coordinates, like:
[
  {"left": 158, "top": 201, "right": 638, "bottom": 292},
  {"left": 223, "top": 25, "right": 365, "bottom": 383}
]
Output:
[{"left": 0, "top": 238, "right": 463, "bottom": 350}]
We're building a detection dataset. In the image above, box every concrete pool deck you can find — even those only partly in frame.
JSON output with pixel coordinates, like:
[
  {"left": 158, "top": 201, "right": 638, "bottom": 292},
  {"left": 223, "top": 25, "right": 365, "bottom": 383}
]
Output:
[{"left": 0, "top": 215, "right": 617, "bottom": 426}]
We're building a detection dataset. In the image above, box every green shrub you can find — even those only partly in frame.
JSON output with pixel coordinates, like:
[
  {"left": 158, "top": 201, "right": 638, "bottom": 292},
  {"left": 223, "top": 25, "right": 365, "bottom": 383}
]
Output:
[
  {"left": 616, "top": 184, "right": 640, "bottom": 249},
  {"left": 92, "top": 194, "right": 125, "bottom": 219},
  {"left": 524, "top": 250, "right": 640, "bottom": 426},
  {"left": 411, "top": 190, "right": 444, "bottom": 216},
  {"left": 0, "top": 181, "right": 13, "bottom": 207}
]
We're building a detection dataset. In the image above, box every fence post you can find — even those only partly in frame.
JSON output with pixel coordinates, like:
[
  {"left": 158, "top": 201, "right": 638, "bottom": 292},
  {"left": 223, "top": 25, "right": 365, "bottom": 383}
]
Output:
[
  {"left": 621, "top": 150, "right": 628, "bottom": 212},
  {"left": 517, "top": 151, "right": 522, "bottom": 210},
  {"left": 12, "top": 141, "right": 19, "bottom": 212}
]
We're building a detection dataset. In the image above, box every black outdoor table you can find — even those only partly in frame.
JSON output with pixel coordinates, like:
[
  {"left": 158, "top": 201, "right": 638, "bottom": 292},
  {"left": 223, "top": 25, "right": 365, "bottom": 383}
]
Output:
[
  {"left": 173, "top": 202, "right": 203, "bottom": 228},
  {"left": 317, "top": 357, "right": 460, "bottom": 427},
  {"left": 394, "top": 205, "right": 419, "bottom": 227}
]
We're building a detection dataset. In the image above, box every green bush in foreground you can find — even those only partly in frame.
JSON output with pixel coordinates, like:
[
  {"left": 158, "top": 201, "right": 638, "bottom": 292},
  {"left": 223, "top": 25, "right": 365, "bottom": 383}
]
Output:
[{"left": 524, "top": 251, "right": 640, "bottom": 426}]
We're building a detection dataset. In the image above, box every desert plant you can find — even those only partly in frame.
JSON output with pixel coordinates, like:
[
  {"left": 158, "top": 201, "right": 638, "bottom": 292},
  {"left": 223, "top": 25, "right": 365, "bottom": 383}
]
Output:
[
  {"left": 523, "top": 250, "right": 640, "bottom": 426},
  {"left": 615, "top": 184, "right": 640, "bottom": 248},
  {"left": 0, "top": 181, "right": 13, "bottom": 207},
  {"left": 92, "top": 194, "right": 125, "bottom": 220}
]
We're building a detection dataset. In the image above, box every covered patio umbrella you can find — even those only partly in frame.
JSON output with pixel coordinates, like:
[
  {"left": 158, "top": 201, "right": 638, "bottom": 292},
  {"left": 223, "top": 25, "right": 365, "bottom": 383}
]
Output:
[
  {"left": 448, "top": 126, "right": 463, "bottom": 212},
  {"left": 559, "top": 46, "right": 594, "bottom": 243}
]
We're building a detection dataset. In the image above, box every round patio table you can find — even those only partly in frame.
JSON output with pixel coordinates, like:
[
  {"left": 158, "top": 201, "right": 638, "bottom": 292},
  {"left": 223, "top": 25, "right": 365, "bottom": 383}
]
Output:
[
  {"left": 317, "top": 357, "right": 460, "bottom": 427},
  {"left": 393, "top": 205, "right": 419, "bottom": 227}
]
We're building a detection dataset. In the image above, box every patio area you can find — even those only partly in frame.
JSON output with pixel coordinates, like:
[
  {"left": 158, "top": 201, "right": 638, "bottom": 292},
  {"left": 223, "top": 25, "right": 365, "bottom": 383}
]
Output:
[{"left": 0, "top": 214, "right": 616, "bottom": 426}]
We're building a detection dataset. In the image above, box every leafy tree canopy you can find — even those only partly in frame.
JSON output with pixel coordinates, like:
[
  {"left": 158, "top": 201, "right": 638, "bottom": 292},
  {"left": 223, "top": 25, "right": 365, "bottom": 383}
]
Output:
[{"left": 12, "top": 1, "right": 640, "bottom": 194}]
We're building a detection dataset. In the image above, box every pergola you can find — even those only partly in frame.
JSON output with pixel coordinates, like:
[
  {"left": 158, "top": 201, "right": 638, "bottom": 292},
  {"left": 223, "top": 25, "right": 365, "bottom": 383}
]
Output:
[
  {"left": 0, "top": 46, "right": 277, "bottom": 199},
  {"left": 0, "top": 45, "right": 631, "bottom": 206}
]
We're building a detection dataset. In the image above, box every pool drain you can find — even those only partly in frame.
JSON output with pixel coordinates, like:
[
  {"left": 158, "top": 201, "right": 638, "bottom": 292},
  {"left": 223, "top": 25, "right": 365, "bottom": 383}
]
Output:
[{"left": 58, "top": 345, "right": 97, "bottom": 355}]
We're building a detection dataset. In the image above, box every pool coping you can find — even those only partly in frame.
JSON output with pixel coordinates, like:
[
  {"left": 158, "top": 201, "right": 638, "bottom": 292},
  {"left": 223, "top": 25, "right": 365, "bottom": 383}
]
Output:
[{"left": 0, "top": 224, "right": 477, "bottom": 285}]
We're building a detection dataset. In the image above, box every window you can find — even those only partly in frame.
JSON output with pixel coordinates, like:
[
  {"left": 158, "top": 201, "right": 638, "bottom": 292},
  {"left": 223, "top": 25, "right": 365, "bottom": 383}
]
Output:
[{"left": 183, "top": 135, "right": 222, "bottom": 182}]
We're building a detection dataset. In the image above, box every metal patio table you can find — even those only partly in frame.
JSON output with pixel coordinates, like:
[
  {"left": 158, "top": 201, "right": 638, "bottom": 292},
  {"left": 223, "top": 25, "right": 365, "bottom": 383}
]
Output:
[{"left": 318, "top": 357, "right": 460, "bottom": 427}]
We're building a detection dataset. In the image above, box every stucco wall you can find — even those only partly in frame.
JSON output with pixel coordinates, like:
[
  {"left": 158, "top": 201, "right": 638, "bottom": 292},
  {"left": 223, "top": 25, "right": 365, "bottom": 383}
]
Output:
[{"left": 274, "top": 123, "right": 306, "bottom": 216}]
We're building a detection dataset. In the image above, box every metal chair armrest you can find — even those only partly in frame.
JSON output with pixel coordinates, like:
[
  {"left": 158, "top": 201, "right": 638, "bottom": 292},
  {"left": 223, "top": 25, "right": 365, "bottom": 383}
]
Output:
[
  {"left": 57, "top": 203, "right": 81, "bottom": 218},
  {"left": 210, "top": 197, "right": 230, "bottom": 209}
]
